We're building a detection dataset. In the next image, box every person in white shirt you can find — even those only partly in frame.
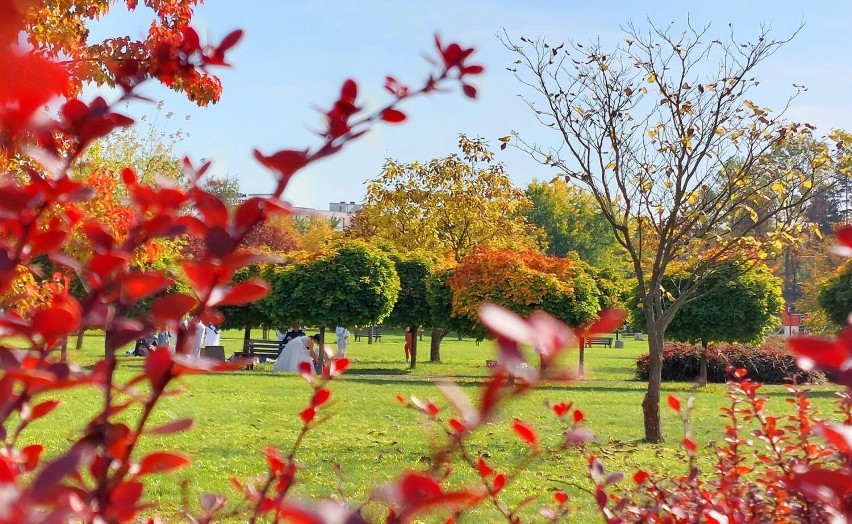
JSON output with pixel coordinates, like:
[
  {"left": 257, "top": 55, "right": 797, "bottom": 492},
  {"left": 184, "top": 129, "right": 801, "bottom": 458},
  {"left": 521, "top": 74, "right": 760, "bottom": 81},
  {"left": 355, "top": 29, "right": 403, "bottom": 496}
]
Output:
[
  {"left": 192, "top": 320, "right": 205, "bottom": 358},
  {"left": 335, "top": 326, "right": 349, "bottom": 358},
  {"left": 205, "top": 324, "right": 220, "bottom": 346}
]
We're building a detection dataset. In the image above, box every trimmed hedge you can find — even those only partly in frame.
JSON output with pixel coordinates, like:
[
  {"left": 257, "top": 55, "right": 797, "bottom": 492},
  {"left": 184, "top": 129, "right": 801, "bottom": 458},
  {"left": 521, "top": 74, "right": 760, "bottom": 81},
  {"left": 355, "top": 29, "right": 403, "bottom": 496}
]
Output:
[{"left": 636, "top": 339, "right": 825, "bottom": 384}]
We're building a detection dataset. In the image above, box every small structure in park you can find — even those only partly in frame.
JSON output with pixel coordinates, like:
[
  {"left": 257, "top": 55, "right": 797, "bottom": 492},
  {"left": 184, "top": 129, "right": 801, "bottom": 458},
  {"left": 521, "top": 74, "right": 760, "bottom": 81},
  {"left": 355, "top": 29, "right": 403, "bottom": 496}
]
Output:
[{"left": 780, "top": 308, "right": 805, "bottom": 337}]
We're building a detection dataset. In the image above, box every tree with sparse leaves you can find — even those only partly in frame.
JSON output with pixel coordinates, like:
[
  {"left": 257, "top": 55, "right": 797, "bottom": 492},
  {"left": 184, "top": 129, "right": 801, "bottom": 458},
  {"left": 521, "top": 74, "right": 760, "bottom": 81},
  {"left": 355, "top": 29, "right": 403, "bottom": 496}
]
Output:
[{"left": 505, "top": 21, "right": 819, "bottom": 441}]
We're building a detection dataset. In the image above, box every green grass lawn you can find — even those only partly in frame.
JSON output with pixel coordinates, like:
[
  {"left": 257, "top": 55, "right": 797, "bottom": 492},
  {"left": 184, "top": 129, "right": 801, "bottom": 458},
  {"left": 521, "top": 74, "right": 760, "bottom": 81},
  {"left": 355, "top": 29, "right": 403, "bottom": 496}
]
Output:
[{"left": 20, "top": 330, "right": 843, "bottom": 522}]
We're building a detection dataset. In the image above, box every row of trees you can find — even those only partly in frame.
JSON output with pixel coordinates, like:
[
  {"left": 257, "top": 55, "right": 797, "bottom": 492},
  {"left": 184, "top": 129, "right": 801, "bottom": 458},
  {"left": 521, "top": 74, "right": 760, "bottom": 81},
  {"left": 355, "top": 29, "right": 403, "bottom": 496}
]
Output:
[{"left": 219, "top": 241, "right": 623, "bottom": 371}]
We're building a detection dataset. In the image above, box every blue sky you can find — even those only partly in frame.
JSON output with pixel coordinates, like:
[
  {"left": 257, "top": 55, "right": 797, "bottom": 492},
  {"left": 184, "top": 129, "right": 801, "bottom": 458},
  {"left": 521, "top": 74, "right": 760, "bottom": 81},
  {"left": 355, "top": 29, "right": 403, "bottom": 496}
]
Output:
[{"left": 89, "top": 1, "right": 852, "bottom": 210}]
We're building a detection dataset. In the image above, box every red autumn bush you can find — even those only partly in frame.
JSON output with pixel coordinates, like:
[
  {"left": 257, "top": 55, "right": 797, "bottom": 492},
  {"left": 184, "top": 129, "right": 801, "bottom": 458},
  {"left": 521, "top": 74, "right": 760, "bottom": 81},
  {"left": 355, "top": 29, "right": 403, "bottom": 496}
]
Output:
[{"left": 635, "top": 339, "right": 825, "bottom": 384}]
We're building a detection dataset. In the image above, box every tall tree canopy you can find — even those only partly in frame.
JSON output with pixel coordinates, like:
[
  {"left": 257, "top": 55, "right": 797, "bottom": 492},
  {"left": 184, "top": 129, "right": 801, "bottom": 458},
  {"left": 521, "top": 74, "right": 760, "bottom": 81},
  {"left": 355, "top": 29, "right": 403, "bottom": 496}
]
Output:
[
  {"left": 505, "top": 21, "right": 818, "bottom": 441},
  {"left": 355, "top": 135, "right": 539, "bottom": 262},
  {"left": 524, "top": 179, "right": 624, "bottom": 266}
]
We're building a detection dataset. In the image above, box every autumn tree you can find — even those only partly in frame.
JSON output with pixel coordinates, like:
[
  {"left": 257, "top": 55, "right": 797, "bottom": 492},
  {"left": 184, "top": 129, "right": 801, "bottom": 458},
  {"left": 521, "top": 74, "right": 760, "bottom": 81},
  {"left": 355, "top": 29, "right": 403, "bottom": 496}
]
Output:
[
  {"left": 356, "top": 134, "right": 538, "bottom": 262},
  {"left": 447, "top": 248, "right": 601, "bottom": 373},
  {"left": 637, "top": 259, "right": 782, "bottom": 386},
  {"left": 385, "top": 255, "right": 433, "bottom": 368},
  {"left": 23, "top": 0, "right": 228, "bottom": 105},
  {"left": 505, "top": 22, "right": 819, "bottom": 441},
  {"left": 524, "top": 178, "right": 625, "bottom": 267},
  {"left": 264, "top": 241, "right": 400, "bottom": 366}
]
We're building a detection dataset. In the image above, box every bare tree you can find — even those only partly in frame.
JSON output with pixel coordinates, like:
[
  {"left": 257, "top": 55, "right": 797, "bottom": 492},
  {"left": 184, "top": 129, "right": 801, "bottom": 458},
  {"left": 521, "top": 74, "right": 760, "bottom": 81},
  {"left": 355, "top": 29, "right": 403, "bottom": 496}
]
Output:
[{"left": 503, "top": 20, "right": 819, "bottom": 442}]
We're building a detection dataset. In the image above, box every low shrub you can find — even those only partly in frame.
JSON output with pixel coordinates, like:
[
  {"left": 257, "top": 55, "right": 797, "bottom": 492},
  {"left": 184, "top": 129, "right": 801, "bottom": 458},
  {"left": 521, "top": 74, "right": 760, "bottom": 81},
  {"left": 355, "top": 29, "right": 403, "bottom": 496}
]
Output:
[{"left": 635, "top": 339, "right": 825, "bottom": 384}]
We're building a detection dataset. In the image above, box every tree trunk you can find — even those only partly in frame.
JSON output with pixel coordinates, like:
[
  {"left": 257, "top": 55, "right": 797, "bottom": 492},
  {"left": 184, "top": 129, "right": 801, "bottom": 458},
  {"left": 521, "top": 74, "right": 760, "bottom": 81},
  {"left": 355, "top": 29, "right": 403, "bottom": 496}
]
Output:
[
  {"left": 578, "top": 336, "right": 585, "bottom": 377},
  {"left": 699, "top": 339, "right": 708, "bottom": 387},
  {"left": 60, "top": 337, "right": 67, "bottom": 363},
  {"left": 409, "top": 325, "right": 419, "bottom": 370},
  {"left": 430, "top": 328, "right": 445, "bottom": 362},
  {"left": 244, "top": 326, "right": 251, "bottom": 340},
  {"left": 75, "top": 329, "right": 84, "bottom": 350},
  {"left": 318, "top": 325, "right": 326, "bottom": 369},
  {"left": 642, "top": 320, "right": 665, "bottom": 442},
  {"left": 368, "top": 325, "right": 373, "bottom": 345},
  {"left": 262, "top": 327, "right": 269, "bottom": 340}
]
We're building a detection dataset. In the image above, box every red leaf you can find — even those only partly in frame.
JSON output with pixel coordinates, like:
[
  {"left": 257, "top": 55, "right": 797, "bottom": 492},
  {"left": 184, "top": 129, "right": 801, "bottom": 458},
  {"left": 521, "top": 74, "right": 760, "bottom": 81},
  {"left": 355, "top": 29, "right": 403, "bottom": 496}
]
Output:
[
  {"left": 476, "top": 457, "right": 493, "bottom": 478},
  {"left": 632, "top": 470, "right": 649, "bottom": 485},
  {"left": 788, "top": 336, "right": 848, "bottom": 370},
  {"left": 585, "top": 308, "right": 626, "bottom": 336},
  {"left": 300, "top": 406, "right": 316, "bottom": 425},
  {"left": 340, "top": 78, "right": 358, "bottom": 101},
  {"left": 572, "top": 409, "right": 585, "bottom": 424},
  {"left": 381, "top": 109, "right": 406, "bottom": 123},
  {"left": 554, "top": 491, "right": 568, "bottom": 505},
  {"left": 492, "top": 473, "right": 506, "bottom": 494},
  {"left": 29, "top": 399, "right": 59, "bottom": 421},
  {"left": 298, "top": 361, "right": 314, "bottom": 383},
  {"left": 217, "top": 29, "right": 244, "bottom": 53},
  {"left": 312, "top": 388, "right": 331, "bottom": 407},
  {"left": 212, "top": 280, "right": 270, "bottom": 306},
  {"left": 21, "top": 444, "right": 43, "bottom": 471},
  {"left": 28, "top": 230, "right": 67, "bottom": 257},
  {"left": 425, "top": 401, "right": 440, "bottom": 417},
  {"left": 396, "top": 394, "right": 405, "bottom": 405},
  {"left": 449, "top": 418, "right": 465, "bottom": 434},
  {"left": 836, "top": 225, "right": 852, "bottom": 250},
  {"left": 138, "top": 452, "right": 191, "bottom": 475},
  {"left": 182, "top": 261, "right": 220, "bottom": 291},
  {"left": 401, "top": 472, "right": 442, "bottom": 502},
  {"left": 31, "top": 294, "right": 80, "bottom": 341},
  {"left": 682, "top": 437, "right": 697, "bottom": 454},
  {"left": 552, "top": 401, "right": 570, "bottom": 417},
  {"left": 121, "top": 272, "right": 172, "bottom": 303},
  {"left": 733, "top": 368, "right": 748, "bottom": 378},
  {"left": 816, "top": 423, "right": 852, "bottom": 454},
  {"left": 253, "top": 149, "right": 309, "bottom": 180},
  {"left": 147, "top": 418, "right": 194, "bottom": 435},
  {"left": 511, "top": 419, "right": 538, "bottom": 447},
  {"left": 326, "top": 357, "right": 349, "bottom": 377},
  {"left": 150, "top": 293, "right": 198, "bottom": 323},
  {"left": 265, "top": 447, "right": 285, "bottom": 474},
  {"left": 667, "top": 395, "right": 681, "bottom": 412},
  {"left": 0, "top": 49, "right": 69, "bottom": 134},
  {"left": 194, "top": 192, "right": 230, "bottom": 229}
]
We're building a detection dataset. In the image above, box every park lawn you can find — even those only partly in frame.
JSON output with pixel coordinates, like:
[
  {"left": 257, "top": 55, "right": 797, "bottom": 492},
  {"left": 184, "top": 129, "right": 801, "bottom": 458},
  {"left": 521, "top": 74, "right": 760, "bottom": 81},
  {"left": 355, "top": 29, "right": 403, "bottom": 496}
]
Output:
[{"left": 19, "top": 330, "right": 843, "bottom": 522}]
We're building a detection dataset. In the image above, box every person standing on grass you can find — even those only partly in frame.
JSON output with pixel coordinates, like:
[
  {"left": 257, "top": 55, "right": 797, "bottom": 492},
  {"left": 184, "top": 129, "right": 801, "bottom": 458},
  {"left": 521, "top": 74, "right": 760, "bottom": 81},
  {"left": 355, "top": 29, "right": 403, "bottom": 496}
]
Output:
[
  {"left": 205, "top": 324, "right": 220, "bottom": 346},
  {"left": 404, "top": 326, "right": 412, "bottom": 362},
  {"left": 335, "top": 326, "right": 349, "bottom": 358},
  {"left": 273, "top": 334, "right": 320, "bottom": 373}
]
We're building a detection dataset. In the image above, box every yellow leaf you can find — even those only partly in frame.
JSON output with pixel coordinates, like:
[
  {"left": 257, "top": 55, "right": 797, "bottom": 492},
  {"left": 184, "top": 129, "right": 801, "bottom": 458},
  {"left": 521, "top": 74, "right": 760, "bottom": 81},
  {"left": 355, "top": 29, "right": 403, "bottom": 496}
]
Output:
[
  {"left": 648, "top": 129, "right": 658, "bottom": 139},
  {"left": 575, "top": 106, "right": 585, "bottom": 117},
  {"left": 730, "top": 130, "right": 743, "bottom": 140},
  {"left": 715, "top": 127, "right": 726, "bottom": 136},
  {"left": 802, "top": 179, "right": 813, "bottom": 189},
  {"left": 605, "top": 161, "right": 616, "bottom": 170},
  {"left": 647, "top": 73, "right": 656, "bottom": 83},
  {"left": 771, "top": 181, "right": 784, "bottom": 193},
  {"left": 599, "top": 63, "right": 608, "bottom": 71}
]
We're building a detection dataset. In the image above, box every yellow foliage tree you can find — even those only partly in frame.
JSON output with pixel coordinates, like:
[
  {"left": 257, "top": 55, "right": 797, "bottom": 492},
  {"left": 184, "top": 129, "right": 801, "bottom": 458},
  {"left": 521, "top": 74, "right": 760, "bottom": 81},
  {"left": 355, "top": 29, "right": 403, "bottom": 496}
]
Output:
[{"left": 355, "top": 134, "right": 539, "bottom": 261}]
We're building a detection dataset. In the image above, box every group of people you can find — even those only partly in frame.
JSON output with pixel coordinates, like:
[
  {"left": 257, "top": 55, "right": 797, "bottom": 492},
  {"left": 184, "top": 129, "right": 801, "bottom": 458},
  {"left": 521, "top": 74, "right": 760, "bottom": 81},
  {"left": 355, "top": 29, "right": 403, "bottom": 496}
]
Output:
[{"left": 128, "top": 321, "right": 220, "bottom": 357}]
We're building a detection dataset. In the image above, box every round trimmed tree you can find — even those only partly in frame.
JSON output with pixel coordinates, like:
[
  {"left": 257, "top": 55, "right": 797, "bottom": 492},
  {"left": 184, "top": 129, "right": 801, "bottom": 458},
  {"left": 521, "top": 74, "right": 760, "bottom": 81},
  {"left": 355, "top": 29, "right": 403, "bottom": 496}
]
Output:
[
  {"left": 818, "top": 261, "right": 852, "bottom": 327},
  {"left": 650, "top": 259, "right": 783, "bottom": 386},
  {"left": 264, "top": 241, "right": 400, "bottom": 366}
]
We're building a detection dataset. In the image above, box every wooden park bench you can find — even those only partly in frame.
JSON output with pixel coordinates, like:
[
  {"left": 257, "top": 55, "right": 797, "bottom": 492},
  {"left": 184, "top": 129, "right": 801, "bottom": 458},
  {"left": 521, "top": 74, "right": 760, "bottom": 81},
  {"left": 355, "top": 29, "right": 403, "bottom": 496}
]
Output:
[
  {"left": 584, "top": 336, "right": 614, "bottom": 348},
  {"left": 233, "top": 339, "right": 284, "bottom": 369},
  {"left": 353, "top": 328, "right": 381, "bottom": 342}
]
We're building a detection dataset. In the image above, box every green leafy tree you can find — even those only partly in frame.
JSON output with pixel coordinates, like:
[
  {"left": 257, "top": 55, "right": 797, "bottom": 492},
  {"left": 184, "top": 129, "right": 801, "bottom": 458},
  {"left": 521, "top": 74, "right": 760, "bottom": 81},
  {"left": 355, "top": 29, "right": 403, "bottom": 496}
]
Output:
[
  {"left": 385, "top": 256, "right": 433, "bottom": 368},
  {"left": 219, "top": 265, "right": 276, "bottom": 340},
  {"left": 265, "top": 242, "right": 400, "bottom": 366},
  {"left": 524, "top": 179, "right": 624, "bottom": 266},
  {"left": 643, "top": 260, "right": 783, "bottom": 386},
  {"left": 506, "top": 22, "right": 818, "bottom": 441},
  {"left": 817, "top": 260, "right": 852, "bottom": 327}
]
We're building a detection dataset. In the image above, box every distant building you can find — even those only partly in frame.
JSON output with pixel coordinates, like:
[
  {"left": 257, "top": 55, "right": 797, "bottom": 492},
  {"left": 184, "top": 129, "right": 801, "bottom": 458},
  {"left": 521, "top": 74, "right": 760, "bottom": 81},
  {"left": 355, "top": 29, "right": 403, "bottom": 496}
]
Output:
[{"left": 290, "top": 201, "right": 362, "bottom": 231}]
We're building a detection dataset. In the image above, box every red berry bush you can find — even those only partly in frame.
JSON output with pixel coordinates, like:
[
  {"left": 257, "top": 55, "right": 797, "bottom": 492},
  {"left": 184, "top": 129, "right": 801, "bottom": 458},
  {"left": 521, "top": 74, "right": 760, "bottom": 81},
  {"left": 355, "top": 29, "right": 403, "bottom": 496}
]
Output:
[{"left": 635, "top": 340, "right": 825, "bottom": 384}]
